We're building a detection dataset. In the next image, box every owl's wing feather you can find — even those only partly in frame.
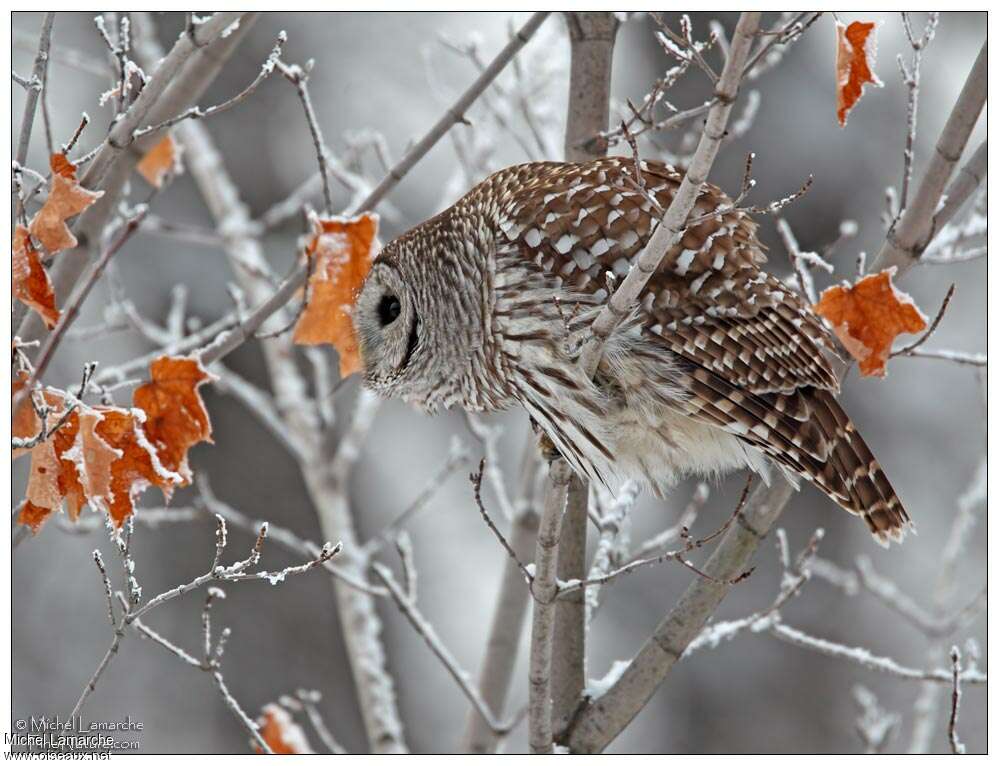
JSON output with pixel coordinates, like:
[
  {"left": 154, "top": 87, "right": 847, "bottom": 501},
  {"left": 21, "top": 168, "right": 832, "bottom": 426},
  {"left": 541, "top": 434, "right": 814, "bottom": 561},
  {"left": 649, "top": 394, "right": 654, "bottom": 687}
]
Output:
[{"left": 490, "top": 157, "right": 839, "bottom": 396}]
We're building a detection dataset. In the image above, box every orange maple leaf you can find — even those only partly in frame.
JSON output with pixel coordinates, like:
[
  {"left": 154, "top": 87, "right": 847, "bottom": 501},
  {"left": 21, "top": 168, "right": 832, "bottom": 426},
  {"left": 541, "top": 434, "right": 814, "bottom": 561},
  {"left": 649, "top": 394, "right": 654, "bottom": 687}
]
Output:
[
  {"left": 814, "top": 267, "right": 928, "bottom": 377},
  {"left": 293, "top": 212, "right": 379, "bottom": 376},
  {"left": 28, "top": 153, "right": 104, "bottom": 254},
  {"left": 136, "top": 135, "right": 182, "bottom": 188},
  {"left": 12, "top": 225, "right": 59, "bottom": 328},
  {"left": 11, "top": 370, "right": 38, "bottom": 452},
  {"left": 132, "top": 356, "right": 215, "bottom": 484},
  {"left": 14, "top": 355, "right": 216, "bottom": 532},
  {"left": 254, "top": 705, "right": 314, "bottom": 754},
  {"left": 835, "top": 20, "right": 883, "bottom": 127},
  {"left": 93, "top": 407, "right": 177, "bottom": 527}
]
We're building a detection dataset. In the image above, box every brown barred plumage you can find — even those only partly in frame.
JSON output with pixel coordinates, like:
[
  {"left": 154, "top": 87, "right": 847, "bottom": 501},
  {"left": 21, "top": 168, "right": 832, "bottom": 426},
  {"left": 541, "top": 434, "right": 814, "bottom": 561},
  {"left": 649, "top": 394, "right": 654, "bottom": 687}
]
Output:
[{"left": 354, "top": 158, "right": 912, "bottom": 546}]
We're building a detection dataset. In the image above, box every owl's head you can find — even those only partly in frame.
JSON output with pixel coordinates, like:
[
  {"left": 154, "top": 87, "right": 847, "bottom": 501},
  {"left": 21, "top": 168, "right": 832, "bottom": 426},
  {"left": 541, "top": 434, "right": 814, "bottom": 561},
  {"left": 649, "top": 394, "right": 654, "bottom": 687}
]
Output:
[
  {"left": 354, "top": 254, "right": 424, "bottom": 399},
  {"left": 354, "top": 224, "right": 486, "bottom": 413}
]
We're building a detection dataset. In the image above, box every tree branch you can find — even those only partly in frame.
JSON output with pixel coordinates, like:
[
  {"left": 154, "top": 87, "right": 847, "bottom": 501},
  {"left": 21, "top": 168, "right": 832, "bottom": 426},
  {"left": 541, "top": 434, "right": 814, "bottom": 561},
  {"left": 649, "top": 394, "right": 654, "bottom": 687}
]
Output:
[
  {"left": 463, "top": 433, "right": 542, "bottom": 754},
  {"left": 550, "top": 12, "right": 620, "bottom": 736},
  {"left": 13, "top": 12, "right": 55, "bottom": 221},
  {"left": 877, "top": 41, "right": 987, "bottom": 269},
  {"left": 528, "top": 459, "right": 573, "bottom": 753}
]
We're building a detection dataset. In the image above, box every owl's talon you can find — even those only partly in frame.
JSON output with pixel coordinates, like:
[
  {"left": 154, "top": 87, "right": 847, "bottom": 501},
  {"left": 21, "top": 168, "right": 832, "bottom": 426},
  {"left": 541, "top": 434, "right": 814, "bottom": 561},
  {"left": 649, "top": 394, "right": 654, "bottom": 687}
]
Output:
[{"left": 537, "top": 432, "right": 562, "bottom": 463}]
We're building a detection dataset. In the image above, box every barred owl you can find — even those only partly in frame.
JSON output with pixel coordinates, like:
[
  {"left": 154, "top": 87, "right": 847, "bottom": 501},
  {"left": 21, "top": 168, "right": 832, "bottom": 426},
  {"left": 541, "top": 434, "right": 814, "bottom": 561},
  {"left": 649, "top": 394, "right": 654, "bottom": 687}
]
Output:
[{"left": 354, "top": 158, "right": 911, "bottom": 546}]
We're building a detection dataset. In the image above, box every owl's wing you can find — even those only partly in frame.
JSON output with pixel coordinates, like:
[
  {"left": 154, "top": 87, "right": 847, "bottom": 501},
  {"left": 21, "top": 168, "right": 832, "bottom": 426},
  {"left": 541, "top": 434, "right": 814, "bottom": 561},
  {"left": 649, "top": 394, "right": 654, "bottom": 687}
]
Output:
[
  {"left": 491, "top": 158, "right": 908, "bottom": 543},
  {"left": 492, "top": 157, "right": 839, "bottom": 395}
]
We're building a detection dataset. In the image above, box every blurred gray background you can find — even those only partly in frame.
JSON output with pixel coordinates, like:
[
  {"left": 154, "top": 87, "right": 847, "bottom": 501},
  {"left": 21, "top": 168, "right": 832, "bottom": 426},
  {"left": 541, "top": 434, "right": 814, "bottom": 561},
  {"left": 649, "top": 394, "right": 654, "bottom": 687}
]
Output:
[{"left": 12, "top": 11, "right": 986, "bottom": 754}]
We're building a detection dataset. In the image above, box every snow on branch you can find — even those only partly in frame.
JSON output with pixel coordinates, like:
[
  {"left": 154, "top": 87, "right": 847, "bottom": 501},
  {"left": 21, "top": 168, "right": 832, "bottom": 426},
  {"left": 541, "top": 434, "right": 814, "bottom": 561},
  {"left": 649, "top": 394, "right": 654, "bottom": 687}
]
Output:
[{"left": 69, "top": 512, "right": 338, "bottom": 728}]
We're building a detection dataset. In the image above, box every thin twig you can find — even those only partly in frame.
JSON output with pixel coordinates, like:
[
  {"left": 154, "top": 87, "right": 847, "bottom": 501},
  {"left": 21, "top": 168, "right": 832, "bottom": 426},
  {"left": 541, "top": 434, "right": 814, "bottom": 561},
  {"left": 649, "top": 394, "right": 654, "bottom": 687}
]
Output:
[
  {"left": 13, "top": 12, "right": 56, "bottom": 222},
  {"left": 372, "top": 562, "right": 517, "bottom": 736},
  {"left": 277, "top": 59, "right": 333, "bottom": 214},
  {"left": 69, "top": 519, "right": 339, "bottom": 723},
  {"left": 890, "top": 284, "right": 955, "bottom": 358},
  {"left": 132, "top": 31, "right": 286, "bottom": 139},
  {"left": 948, "top": 647, "right": 966, "bottom": 753},
  {"left": 901, "top": 348, "right": 986, "bottom": 367},
  {"left": 470, "top": 461, "right": 535, "bottom": 585}
]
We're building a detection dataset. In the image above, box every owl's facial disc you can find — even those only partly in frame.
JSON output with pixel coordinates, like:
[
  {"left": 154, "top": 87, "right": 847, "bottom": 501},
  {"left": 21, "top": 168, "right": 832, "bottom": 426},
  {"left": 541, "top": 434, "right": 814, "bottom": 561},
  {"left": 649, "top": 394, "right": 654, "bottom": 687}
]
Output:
[{"left": 354, "top": 263, "right": 419, "bottom": 390}]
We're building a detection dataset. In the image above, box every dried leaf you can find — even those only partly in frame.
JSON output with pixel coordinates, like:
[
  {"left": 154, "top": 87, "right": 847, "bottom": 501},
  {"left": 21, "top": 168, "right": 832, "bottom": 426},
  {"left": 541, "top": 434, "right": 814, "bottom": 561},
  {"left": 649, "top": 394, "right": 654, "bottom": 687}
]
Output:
[
  {"left": 14, "top": 355, "right": 215, "bottom": 532},
  {"left": 136, "top": 135, "right": 182, "bottom": 188},
  {"left": 255, "top": 705, "right": 314, "bottom": 754},
  {"left": 835, "top": 20, "right": 883, "bottom": 127},
  {"left": 50, "top": 153, "right": 77, "bottom": 179},
  {"left": 16, "top": 394, "right": 88, "bottom": 531},
  {"left": 23, "top": 429, "right": 63, "bottom": 526},
  {"left": 12, "top": 370, "right": 39, "bottom": 455},
  {"left": 28, "top": 153, "right": 104, "bottom": 254},
  {"left": 293, "top": 212, "right": 379, "bottom": 377},
  {"left": 132, "top": 355, "right": 215, "bottom": 483},
  {"left": 68, "top": 411, "right": 121, "bottom": 514},
  {"left": 93, "top": 407, "right": 177, "bottom": 527},
  {"left": 12, "top": 225, "right": 59, "bottom": 328},
  {"left": 814, "top": 267, "right": 928, "bottom": 377}
]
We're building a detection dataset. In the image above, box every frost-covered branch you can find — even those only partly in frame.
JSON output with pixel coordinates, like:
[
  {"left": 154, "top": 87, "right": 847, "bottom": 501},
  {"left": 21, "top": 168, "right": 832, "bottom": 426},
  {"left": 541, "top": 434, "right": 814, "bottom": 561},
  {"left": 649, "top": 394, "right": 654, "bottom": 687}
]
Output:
[
  {"left": 877, "top": 40, "right": 986, "bottom": 269},
  {"left": 127, "top": 590, "right": 273, "bottom": 753},
  {"left": 69, "top": 517, "right": 337, "bottom": 725},
  {"left": 767, "top": 623, "right": 986, "bottom": 686},
  {"left": 132, "top": 31, "right": 286, "bottom": 139},
  {"left": 13, "top": 12, "right": 55, "bottom": 221},
  {"left": 896, "top": 12, "right": 939, "bottom": 212},
  {"left": 584, "top": 481, "right": 638, "bottom": 627},
  {"left": 854, "top": 685, "right": 900, "bottom": 754}
]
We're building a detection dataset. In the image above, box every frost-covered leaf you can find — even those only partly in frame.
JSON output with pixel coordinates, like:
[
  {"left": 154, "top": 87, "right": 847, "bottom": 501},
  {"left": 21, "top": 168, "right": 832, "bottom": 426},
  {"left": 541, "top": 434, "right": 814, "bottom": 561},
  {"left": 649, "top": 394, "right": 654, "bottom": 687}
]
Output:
[
  {"left": 814, "top": 267, "right": 927, "bottom": 377},
  {"left": 255, "top": 704, "right": 314, "bottom": 754},
  {"left": 14, "top": 355, "right": 215, "bottom": 532},
  {"left": 12, "top": 225, "right": 59, "bottom": 328},
  {"left": 132, "top": 355, "right": 215, "bottom": 484},
  {"left": 92, "top": 406, "right": 179, "bottom": 527},
  {"left": 136, "top": 134, "right": 182, "bottom": 188},
  {"left": 835, "top": 20, "right": 882, "bottom": 127},
  {"left": 28, "top": 153, "right": 104, "bottom": 254},
  {"left": 16, "top": 391, "right": 94, "bottom": 531},
  {"left": 293, "top": 212, "right": 379, "bottom": 377}
]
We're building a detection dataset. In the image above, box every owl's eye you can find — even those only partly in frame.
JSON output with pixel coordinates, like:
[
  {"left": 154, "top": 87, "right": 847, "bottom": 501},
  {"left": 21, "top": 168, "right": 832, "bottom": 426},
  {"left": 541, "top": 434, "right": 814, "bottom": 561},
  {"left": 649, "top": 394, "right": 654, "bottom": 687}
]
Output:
[{"left": 378, "top": 294, "right": 401, "bottom": 326}]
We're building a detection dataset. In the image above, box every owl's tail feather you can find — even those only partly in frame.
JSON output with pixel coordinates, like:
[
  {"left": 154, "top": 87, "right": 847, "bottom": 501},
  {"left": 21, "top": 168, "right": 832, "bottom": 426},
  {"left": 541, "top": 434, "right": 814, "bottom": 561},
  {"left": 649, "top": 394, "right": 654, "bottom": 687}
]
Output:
[{"left": 794, "top": 389, "right": 913, "bottom": 547}]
